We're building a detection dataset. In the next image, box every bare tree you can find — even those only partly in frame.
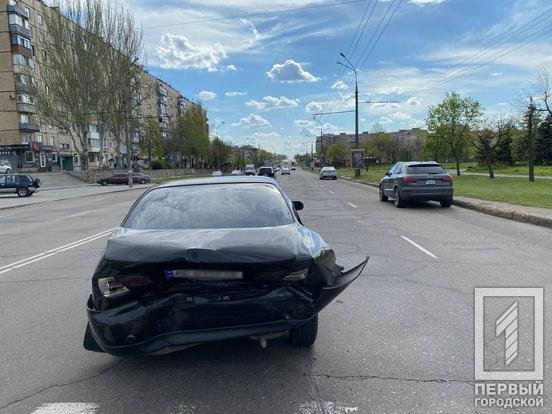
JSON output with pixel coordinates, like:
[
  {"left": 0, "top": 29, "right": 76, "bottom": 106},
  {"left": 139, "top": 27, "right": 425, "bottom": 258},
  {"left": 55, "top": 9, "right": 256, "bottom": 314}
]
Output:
[
  {"left": 536, "top": 69, "right": 552, "bottom": 117},
  {"left": 35, "top": 0, "right": 109, "bottom": 173}
]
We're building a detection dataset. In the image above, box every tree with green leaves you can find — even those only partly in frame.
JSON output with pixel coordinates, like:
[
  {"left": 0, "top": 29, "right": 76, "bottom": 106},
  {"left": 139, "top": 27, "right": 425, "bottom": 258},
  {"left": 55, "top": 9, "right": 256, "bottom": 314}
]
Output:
[
  {"left": 494, "top": 118, "right": 514, "bottom": 165},
  {"left": 140, "top": 118, "right": 163, "bottom": 164},
  {"left": 173, "top": 105, "right": 209, "bottom": 167},
  {"left": 427, "top": 91, "right": 483, "bottom": 176},
  {"left": 211, "top": 137, "right": 233, "bottom": 169},
  {"left": 325, "top": 143, "right": 348, "bottom": 167},
  {"left": 536, "top": 115, "right": 552, "bottom": 164}
]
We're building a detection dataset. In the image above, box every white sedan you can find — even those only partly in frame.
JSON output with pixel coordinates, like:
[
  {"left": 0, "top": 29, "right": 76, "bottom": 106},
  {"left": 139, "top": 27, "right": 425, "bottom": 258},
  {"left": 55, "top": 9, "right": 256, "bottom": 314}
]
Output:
[{"left": 281, "top": 166, "right": 291, "bottom": 175}]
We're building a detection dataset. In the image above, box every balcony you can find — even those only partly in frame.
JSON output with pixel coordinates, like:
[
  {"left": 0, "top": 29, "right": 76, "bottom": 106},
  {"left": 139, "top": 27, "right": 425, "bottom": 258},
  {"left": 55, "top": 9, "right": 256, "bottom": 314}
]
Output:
[
  {"left": 158, "top": 86, "right": 167, "bottom": 96},
  {"left": 8, "top": 4, "right": 30, "bottom": 19},
  {"left": 20, "top": 122, "right": 40, "bottom": 131},
  {"left": 11, "top": 44, "right": 33, "bottom": 58},
  {"left": 15, "top": 81, "right": 33, "bottom": 93},
  {"left": 9, "top": 24, "right": 31, "bottom": 39},
  {"left": 17, "top": 102, "right": 37, "bottom": 113}
]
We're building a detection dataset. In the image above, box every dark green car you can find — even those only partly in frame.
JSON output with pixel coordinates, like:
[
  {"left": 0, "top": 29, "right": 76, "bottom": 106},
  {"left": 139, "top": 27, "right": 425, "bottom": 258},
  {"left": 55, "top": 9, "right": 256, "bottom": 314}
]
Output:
[
  {"left": 0, "top": 174, "right": 40, "bottom": 197},
  {"left": 379, "top": 161, "right": 453, "bottom": 208}
]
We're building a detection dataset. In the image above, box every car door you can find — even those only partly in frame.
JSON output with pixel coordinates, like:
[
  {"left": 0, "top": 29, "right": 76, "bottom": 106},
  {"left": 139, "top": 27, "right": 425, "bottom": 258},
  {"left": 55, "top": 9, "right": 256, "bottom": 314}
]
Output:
[
  {"left": 0, "top": 175, "right": 6, "bottom": 194},
  {"left": 5, "top": 175, "right": 18, "bottom": 194},
  {"left": 391, "top": 163, "right": 404, "bottom": 192},
  {"left": 382, "top": 164, "right": 397, "bottom": 196}
]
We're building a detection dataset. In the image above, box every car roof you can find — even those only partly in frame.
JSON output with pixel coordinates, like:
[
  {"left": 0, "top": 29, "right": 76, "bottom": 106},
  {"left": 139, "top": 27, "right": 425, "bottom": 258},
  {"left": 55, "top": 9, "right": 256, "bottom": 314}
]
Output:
[
  {"left": 157, "top": 175, "right": 279, "bottom": 188},
  {"left": 402, "top": 161, "right": 440, "bottom": 166}
]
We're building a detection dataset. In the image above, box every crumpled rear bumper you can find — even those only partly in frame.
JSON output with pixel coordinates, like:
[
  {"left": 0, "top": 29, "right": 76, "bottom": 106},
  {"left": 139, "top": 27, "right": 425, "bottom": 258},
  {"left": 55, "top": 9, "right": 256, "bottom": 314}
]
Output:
[{"left": 85, "top": 258, "right": 368, "bottom": 356}]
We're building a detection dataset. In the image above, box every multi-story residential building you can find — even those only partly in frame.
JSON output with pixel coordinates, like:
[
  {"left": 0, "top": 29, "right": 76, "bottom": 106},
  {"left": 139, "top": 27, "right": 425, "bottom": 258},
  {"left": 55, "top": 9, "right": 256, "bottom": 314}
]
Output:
[{"left": 0, "top": 0, "right": 200, "bottom": 172}]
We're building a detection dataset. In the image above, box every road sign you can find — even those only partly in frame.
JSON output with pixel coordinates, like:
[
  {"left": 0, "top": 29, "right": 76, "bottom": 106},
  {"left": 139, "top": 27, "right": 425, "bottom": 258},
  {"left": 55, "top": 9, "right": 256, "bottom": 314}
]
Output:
[{"left": 351, "top": 149, "right": 364, "bottom": 169}]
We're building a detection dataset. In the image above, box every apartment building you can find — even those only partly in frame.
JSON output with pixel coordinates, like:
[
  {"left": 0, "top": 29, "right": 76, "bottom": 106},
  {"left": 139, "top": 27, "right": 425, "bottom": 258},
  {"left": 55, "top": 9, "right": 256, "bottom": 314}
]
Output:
[{"left": 0, "top": 0, "right": 199, "bottom": 172}]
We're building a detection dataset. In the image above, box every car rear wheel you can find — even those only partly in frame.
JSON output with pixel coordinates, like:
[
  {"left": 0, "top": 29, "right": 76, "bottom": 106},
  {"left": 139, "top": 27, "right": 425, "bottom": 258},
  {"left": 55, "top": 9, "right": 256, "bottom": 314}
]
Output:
[
  {"left": 100, "top": 180, "right": 108, "bottom": 186},
  {"left": 17, "top": 186, "right": 29, "bottom": 197},
  {"left": 379, "top": 185, "right": 388, "bottom": 201},
  {"left": 5, "top": 168, "right": 11, "bottom": 174},
  {"left": 289, "top": 315, "right": 318, "bottom": 346},
  {"left": 139, "top": 179, "right": 146, "bottom": 184},
  {"left": 393, "top": 188, "right": 404, "bottom": 208},
  {"left": 440, "top": 200, "right": 452, "bottom": 208}
]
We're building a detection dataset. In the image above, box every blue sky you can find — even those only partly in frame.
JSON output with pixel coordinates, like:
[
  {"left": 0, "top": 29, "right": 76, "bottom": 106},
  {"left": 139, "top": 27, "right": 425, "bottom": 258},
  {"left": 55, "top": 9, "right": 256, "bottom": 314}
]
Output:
[{"left": 120, "top": 0, "right": 552, "bottom": 156}]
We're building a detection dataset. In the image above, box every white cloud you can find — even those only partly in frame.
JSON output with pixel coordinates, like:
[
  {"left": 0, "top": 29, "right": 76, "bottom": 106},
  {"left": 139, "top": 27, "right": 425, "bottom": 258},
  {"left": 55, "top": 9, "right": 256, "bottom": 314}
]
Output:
[
  {"left": 305, "top": 101, "right": 323, "bottom": 113},
  {"left": 225, "top": 91, "right": 247, "bottom": 97},
  {"left": 198, "top": 90, "right": 217, "bottom": 101},
  {"left": 490, "top": 72, "right": 503, "bottom": 77},
  {"left": 157, "top": 33, "right": 226, "bottom": 71},
  {"left": 246, "top": 96, "right": 300, "bottom": 111},
  {"left": 409, "top": 0, "right": 446, "bottom": 4},
  {"left": 331, "top": 80, "right": 348, "bottom": 90},
  {"left": 232, "top": 113, "right": 271, "bottom": 127},
  {"left": 267, "top": 59, "right": 318, "bottom": 83},
  {"left": 406, "top": 96, "right": 422, "bottom": 106},
  {"left": 225, "top": 64, "right": 237, "bottom": 71}
]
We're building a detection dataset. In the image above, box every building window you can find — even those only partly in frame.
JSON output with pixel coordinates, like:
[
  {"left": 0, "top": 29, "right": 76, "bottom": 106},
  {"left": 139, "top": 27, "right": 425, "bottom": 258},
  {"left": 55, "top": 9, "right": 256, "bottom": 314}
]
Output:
[
  {"left": 11, "top": 35, "right": 32, "bottom": 50},
  {"left": 48, "top": 135, "right": 55, "bottom": 145},
  {"left": 40, "top": 32, "right": 45, "bottom": 42},
  {"left": 35, "top": 134, "right": 43, "bottom": 142},
  {"left": 41, "top": 50, "right": 47, "bottom": 62},
  {"left": 44, "top": 84, "right": 49, "bottom": 94},
  {"left": 19, "top": 113, "right": 29, "bottom": 124},
  {"left": 37, "top": 14, "right": 43, "bottom": 25},
  {"left": 24, "top": 151, "right": 34, "bottom": 162},
  {"left": 51, "top": 153, "right": 58, "bottom": 163},
  {"left": 20, "top": 133, "right": 31, "bottom": 144}
]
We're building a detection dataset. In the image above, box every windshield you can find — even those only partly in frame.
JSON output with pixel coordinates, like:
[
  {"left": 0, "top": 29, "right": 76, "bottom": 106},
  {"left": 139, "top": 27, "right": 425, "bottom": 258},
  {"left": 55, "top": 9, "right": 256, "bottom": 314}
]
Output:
[{"left": 124, "top": 183, "right": 294, "bottom": 229}]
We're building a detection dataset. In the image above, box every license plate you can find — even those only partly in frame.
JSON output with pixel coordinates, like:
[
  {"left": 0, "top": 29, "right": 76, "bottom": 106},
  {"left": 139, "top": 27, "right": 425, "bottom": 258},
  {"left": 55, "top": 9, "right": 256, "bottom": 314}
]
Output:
[
  {"left": 426, "top": 180, "right": 436, "bottom": 185},
  {"left": 165, "top": 269, "right": 243, "bottom": 280}
]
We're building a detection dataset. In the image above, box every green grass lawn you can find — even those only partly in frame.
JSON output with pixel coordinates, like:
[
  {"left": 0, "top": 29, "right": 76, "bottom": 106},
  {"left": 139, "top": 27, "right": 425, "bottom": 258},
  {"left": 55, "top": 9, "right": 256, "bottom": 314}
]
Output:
[
  {"left": 464, "top": 164, "right": 552, "bottom": 176},
  {"left": 335, "top": 167, "right": 552, "bottom": 209}
]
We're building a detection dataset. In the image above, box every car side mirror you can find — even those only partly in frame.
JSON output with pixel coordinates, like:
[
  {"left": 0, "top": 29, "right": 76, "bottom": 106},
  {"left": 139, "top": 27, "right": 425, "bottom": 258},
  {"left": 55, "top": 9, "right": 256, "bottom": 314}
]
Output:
[{"left": 292, "top": 200, "right": 304, "bottom": 211}]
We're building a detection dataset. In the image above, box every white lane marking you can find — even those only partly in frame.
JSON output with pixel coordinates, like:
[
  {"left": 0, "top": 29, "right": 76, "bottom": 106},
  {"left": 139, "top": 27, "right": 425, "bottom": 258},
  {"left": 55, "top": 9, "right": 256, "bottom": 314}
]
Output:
[
  {"left": 0, "top": 228, "right": 115, "bottom": 275},
  {"left": 400, "top": 235, "right": 438, "bottom": 259},
  {"left": 66, "top": 210, "right": 94, "bottom": 218},
  {"left": 0, "top": 252, "right": 46, "bottom": 271},
  {"left": 347, "top": 202, "right": 358, "bottom": 208},
  {"left": 329, "top": 191, "right": 334, "bottom": 194},
  {"left": 31, "top": 402, "right": 99, "bottom": 414},
  {"left": 46, "top": 229, "right": 115, "bottom": 253}
]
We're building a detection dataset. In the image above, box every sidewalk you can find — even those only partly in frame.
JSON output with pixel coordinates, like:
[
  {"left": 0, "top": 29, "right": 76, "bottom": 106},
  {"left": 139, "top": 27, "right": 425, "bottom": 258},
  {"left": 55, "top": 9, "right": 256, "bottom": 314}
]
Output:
[{"left": 339, "top": 176, "right": 552, "bottom": 229}]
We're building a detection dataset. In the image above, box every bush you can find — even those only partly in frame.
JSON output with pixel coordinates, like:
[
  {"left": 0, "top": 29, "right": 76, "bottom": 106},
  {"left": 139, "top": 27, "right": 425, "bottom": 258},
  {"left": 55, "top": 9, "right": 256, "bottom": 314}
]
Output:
[{"left": 151, "top": 159, "right": 170, "bottom": 170}]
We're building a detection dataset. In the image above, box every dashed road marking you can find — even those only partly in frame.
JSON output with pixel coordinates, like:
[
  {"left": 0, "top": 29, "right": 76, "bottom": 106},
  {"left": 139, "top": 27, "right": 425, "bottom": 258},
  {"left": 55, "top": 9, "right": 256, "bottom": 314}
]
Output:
[
  {"left": 31, "top": 402, "right": 99, "bottom": 414},
  {"left": 400, "top": 235, "right": 438, "bottom": 259},
  {"left": 329, "top": 191, "right": 334, "bottom": 194},
  {"left": 347, "top": 202, "right": 358, "bottom": 208}
]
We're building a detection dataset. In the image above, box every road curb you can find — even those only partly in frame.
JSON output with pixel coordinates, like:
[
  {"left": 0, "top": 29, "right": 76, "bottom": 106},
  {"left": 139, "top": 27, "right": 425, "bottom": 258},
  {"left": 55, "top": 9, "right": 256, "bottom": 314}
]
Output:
[{"left": 338, "top": 176, "right": 552, "bottom": 229}]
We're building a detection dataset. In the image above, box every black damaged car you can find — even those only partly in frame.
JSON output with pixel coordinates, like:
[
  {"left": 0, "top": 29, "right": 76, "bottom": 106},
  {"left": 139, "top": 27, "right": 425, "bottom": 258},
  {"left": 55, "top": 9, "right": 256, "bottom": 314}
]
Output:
[{"left": 84, "top": 176, "right": 367, "bottom": 356}]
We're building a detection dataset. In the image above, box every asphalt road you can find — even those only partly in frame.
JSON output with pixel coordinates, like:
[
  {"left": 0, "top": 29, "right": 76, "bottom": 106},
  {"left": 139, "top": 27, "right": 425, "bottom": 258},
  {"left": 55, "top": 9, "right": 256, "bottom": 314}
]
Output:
[{"left": 1, "top": 169, "right": 551, "bottom": 414}]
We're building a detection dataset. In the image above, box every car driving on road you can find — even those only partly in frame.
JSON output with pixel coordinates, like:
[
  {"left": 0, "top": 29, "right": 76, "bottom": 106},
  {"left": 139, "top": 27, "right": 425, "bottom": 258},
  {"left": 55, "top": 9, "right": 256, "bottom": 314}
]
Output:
[
  {"left": 319, "top": 166, "right": 337, "bottom": 180},
  {"left": 0, "top": 162, "right": 12, "bottom": 174},
  {"left": 244, "top": 164, "right": 255, "bottom": 176},
  {"left": 211, "top": 170, "right": 223, "bottom": 177},
  {"left": 83, "top": 176, "right": 367, "bottom": 355},
  {"left": 0, "top": 174, "right": 40, "bottom": 197},
  {"left": 379, "top": 161, "right": 453, "bottom": 208},
  {"left": 281, "top": 165, "right": 291, "bottom": 175},
  {"left": 258, "top": 166, "right": 275, "bottom": 177},
  {"left": 98, "top": 173, "right": 151, "bottom": 185}
]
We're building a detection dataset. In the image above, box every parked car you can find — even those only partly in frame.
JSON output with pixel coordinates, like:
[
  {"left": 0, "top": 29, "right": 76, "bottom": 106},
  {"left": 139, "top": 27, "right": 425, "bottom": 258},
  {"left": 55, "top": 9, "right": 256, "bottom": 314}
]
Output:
[
  {"left": 211, "top": 170, "right": 223, "bottom": 177},
  {"left": 98, "top": 173, "right": 151, "bottom": 186},
  {"left": 244, "top": 164, "right": 255, "bottom": 176},
  {"left": 230, "top": 169, "right": 243, "bottom": 176},
  {"left": 0, "top": 162, "right": 12, "bottom": 174},
  {"left": 83, "top": 176, "right": 368, "bottom": 355},
  {"left": 379, "top": 161, "right": 453, "bottom": 208},
  {"left": 258, "top": 166, "right": 275, "bottom": 177},
  {"left": 281, "top": 165, "right": 291, "bottom": 175},
  {"left": 0, "top": 174, "right": 40, "bottom": 197},
  {"left": 319, "top": 166, "right": 337, "bottom": 180}
]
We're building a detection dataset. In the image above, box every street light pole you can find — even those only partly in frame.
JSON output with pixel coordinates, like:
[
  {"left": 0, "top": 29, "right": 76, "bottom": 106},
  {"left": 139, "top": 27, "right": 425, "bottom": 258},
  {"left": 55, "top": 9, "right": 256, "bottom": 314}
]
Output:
[
  {"left": 215, "top": 121, "right": 225, "bottom": 169},
  {"left": 313, "top": 115, "right": 323, "bottom": 166},
  {"left": 338, "top": 52, "right": 360, "bottom": 177}
]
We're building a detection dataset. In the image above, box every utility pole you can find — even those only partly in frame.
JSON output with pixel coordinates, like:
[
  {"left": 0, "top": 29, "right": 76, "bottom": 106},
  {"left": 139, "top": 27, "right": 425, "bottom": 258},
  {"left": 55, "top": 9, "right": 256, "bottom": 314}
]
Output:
[
  {"left": 313, "top": 115, "right": 324, "bottom": 166},
  {"left": 527, "top": 98, "right": 536, "bottom": 182},
  {"left": 338, "top": 52, "right": 360, "bottom": 177}
]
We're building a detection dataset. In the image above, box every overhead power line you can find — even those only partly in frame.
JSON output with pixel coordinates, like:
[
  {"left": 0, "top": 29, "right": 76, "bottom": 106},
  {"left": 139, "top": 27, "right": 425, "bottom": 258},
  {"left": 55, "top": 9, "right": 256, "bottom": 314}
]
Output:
[{"left": 143, "top": 0, "right": 371, "bottom": 29}]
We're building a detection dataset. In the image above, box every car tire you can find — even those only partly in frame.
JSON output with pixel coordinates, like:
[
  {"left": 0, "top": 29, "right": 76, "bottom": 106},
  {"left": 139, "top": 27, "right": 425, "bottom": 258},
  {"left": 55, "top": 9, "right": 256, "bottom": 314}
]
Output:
[
  {"left": 6, "top": 168, "right": 11, "bottom": 174},
  {"left": 289, "top": 315, "right": 318, "bottom": 347},
  {"left": 139, "top": 179, "right": 146, "bottom": 184},
  {"left": 17, "top": 186, "right": 29, "bottom": 197},
  {"left": 379, "top": 185, "right": 388, "bottom": 202},
  {"left": 393, "top": 187, "right": 404, "bottom": 208},
  {"left": 100, "top": 180, "right": 108, "bottom": 186},
  {"left": 440, "top": 200, "right": 452, "bottom": 208},
  {"left": 333, "top": 177, "right": 337, "bottom": 180}
]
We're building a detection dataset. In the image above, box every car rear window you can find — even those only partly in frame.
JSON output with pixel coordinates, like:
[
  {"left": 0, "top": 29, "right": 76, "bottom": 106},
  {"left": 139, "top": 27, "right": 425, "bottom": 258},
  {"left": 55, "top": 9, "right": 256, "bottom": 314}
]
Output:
[
  {"left": 407, "top": 165, "right": 446, "bottom": 174},
  {"left": 123, "top": 183, "right": 294, "bottom": 229}
]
